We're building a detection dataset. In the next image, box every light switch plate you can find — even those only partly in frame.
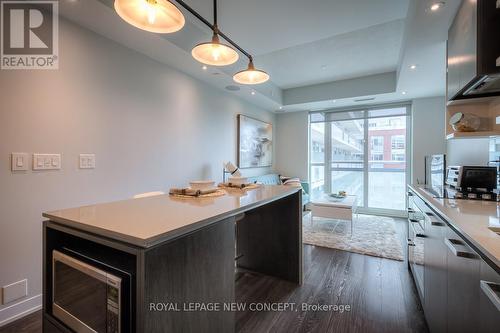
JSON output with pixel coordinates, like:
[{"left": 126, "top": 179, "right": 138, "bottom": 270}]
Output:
[
  {"left": 79, "top": 154, "right": 95, "bottom": 169},
  {"left": 1, "top": 279, "right": 27, "bottom": 305},
  {"left": 11, "top": 153, "right": 29, "bottom": 171},
  {"left": 33, "top": 154, "right": 61, "bottom": 170}
]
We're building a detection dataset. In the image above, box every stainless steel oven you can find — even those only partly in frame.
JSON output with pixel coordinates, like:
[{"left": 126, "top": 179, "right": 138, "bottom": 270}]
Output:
[
  {"left": 52, "top": 250, "right": 128, "bottom": 333},
  {"left": 407, "top": 192, "right": 426, "bottom": 300}
]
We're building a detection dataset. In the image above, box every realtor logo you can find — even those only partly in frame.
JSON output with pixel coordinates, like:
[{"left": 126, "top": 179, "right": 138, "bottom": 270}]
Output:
[{"left": 1, "top": 0, "right": 58, "bottom": 69}]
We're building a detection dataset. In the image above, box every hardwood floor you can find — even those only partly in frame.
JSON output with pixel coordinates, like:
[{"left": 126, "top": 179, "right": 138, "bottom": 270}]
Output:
[
  {"left": 0, "top": 218, "right": 427, "bottom": 333},
  {"left": 0, "top": 311, "right": 41, "bottom": 333},
  {"left": 235, "top": 216, "right": 428, "bottom": 333}
]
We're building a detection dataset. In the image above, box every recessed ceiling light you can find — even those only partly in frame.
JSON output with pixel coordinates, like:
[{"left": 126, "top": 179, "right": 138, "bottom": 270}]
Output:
[
  {"left": 202, "top": 65, "right": 207, "bottom": 70},
  {"left": 251, "top": 91, "right": 256, "bottom": 95},
  {"left": 402, "top": 91, "right": 407, "bottom": 95},
  {"left": 410, "top": 64, "right": 417, "bottom": 70},
  {"left": 279, "top": 106, "right": 283, "bottom": 109},
  {"left": 430, "top": 2, "right": 445, "bottom": 11},
  {"left": 332, "top": 100, "right": 337, "bottom": 103}
]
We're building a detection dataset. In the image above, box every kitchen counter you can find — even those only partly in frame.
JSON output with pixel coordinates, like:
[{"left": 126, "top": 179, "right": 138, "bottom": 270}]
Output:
[
  {"left": 43, "top": 185, "right": 300, "bottom": 248},
  {"left": 409, "top": 184, "right": 500, "bottom": 268},
  {"left": 43, "top": 185, "right": 303, "bottom": 332}
]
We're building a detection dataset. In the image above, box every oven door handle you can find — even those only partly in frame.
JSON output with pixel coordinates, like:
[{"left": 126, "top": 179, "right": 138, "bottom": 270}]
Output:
[{"left": 480, "top": 280, "right": 500, "bottom": 312}]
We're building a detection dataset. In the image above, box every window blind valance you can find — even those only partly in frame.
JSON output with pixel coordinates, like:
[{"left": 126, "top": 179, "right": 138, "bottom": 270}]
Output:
[{"left": 310, "top": 103, "right": 411, "bottom": 123}]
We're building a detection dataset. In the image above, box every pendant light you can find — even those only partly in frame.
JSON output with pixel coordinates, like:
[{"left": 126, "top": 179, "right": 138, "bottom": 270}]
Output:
[
  {"left": 233, "top": 58, "right": 270, "bottom": 85},
  {"left": 114, "top": 0, "right": 185, "bottom": 33},
  {"left": 191, "top": 0, "right": 239, "bottom": 66}
]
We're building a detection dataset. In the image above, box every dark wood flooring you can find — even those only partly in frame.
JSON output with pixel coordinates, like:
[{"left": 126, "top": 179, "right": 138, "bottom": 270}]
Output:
[
  {"left": 0, "top": 218, "right": 427, "bottom": 333},
  {"left": 0, "top": 311, "right": 41, "bottom": 333}
]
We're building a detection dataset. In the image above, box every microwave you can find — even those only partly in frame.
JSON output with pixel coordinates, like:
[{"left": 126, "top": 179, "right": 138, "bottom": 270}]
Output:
[
  {"left": 446, "top": 166, "right": 497, "bottom": 191},
  {"left": 52, "top": 249, "right": 131, "bottom": 333}
]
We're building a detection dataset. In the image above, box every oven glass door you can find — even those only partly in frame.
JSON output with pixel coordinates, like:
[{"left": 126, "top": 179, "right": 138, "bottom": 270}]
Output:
[{"left": 53, "top": 250, "right": 121, "bottom": 333}]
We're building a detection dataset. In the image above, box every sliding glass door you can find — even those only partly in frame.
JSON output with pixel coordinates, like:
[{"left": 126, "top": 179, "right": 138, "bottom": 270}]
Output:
[
  {"left": 309, "top": 104, "right": 410, "bottom": 215},
  {"left": 330, "top": 118, "right": 365, "bottom": 206}
]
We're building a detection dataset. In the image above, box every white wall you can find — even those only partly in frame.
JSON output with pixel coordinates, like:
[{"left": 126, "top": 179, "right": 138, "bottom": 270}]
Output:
[
  {"left": 275, "top": 111, "right": 309, "bottom": 180},
  {"left": 447, "top": 138, "right": 490, "bottom": 166},
  {"left": 411, "top": 96, "right": 447, "bottom": 184},
  {"left": 0, "top": 18, "right": 275, "bottom": 324}
]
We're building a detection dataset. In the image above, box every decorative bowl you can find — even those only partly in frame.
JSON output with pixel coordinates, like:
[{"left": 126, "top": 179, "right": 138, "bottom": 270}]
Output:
[
  {"left": 189, "top": 180, "right": 216, "bottom": 190},
  {"left": 228, "top": 176, "right": 248, "bottom": 185}
]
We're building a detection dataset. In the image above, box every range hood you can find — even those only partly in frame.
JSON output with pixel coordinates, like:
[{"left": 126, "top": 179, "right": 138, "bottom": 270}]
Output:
[
  {"left": 462, "top": 74, "right": 500, "bottom": 96},
  {"left": 447, "top": 0, "right": 500, "bottom": 101}
]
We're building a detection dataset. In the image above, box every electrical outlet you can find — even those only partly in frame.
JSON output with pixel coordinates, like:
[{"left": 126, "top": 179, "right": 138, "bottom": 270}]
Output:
[
  {"left": 1, "top": 279, "right": 27, "bottom": 305},
  {"left": 11, "top": 153, "right": 29, "bottom": 171},
  {"left": 79, "top": 154, "right": 95, "bottom": 169},
  {"left": 33, "top": 154, "right": 61, "bottom": 170}
]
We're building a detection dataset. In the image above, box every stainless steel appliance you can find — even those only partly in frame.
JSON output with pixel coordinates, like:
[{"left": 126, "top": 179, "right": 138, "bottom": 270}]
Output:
[
  {"left": 425, "top": 154, "right": 446, "bottom": 188},
  {"left": 52, "top": 250, "right": 128, "bottom": 333},
  {"left": 447, "top": 0, "right": 500, "bottom": 101},
  {"left": 444, "top": 165, "right": 497, "bottom": 200}
]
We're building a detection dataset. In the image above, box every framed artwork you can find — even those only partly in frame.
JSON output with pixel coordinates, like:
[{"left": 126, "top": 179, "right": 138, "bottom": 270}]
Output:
[{"left": 237, "top": 114, "right": 273, "bottom": 168}]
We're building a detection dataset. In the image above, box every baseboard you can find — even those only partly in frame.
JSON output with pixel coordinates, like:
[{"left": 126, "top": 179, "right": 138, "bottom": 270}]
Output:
[{"left": 0, "top": 294, "right": 42, "bottom": 327}]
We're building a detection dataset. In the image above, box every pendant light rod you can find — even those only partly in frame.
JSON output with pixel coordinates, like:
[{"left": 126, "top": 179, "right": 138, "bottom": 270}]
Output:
[
  {"left": 213, "top": 0, "right": 217, "bottom": 26},
  {"left": 172, "top": 0, "right": 252, "bottom": 61}
]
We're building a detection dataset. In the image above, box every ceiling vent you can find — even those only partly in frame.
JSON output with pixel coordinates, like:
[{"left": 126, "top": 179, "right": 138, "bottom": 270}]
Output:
[
  {"left": 354, "top": 97, "right": 376, "bottom": 102},
  {"left": 225, "top": 85, "right": 240, "bottom": 91}
]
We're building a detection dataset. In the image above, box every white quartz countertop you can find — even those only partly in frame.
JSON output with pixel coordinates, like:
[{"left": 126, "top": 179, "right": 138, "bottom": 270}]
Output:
[
  {"left": 409, "top": 185, "right": 500, "bottom": 268},
  {"left": 43, "top": 185, "right": 300, "bottom": 248}
]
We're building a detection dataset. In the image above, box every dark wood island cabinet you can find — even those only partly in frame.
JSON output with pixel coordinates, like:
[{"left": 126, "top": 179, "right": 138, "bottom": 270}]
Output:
[{"left": 41, "top": 185, "right": 302, "bottom": 333}]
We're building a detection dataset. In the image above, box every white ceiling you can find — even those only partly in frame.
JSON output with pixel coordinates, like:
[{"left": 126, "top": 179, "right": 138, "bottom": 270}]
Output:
[
  {"left": 59, "top": 0, "right": 462, "bottom": 112},
  {"left": 185, "top": 0, "right": 409, "bottom": 56},
  {"left": 185, "top": 0, "right": 408, "bottom": 89},
  {"left": 259, "top": 19, "right": 404, "bottom": 89}
]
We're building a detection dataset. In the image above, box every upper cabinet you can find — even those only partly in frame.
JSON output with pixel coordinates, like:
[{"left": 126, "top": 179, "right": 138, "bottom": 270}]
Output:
[{"left": 447, "top": 0, "right": 500, "bottom": 102}]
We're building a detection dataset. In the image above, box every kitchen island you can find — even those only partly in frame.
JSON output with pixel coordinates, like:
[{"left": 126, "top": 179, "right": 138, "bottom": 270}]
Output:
[
  {"left": 408, "top": 185, "right": 500, "bottom": 333},
  {"left": 41, "top": 185, "right": 302, "bottom": 333}
]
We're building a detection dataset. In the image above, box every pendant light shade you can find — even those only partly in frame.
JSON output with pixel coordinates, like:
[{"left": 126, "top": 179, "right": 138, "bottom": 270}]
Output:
[
  {"left": 191, "top": 33, "right": 239, "bottom": 66},
  {"left": 114, "top": 0, "right": 185, "bottom": 33},
  {"left": 233, "top": 60, "right": 270, "bottom": 85}
]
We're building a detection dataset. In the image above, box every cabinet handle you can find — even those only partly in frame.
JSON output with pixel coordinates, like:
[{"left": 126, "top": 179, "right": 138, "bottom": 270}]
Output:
[
  {"left": 480, "top": 280, "right": 500, "bottom": 312},
  {"left": 407, "top": 239, "right": 415, "bottom": 247},
  {"left": 444, "top": 238, "right": 476, "bottom": 258},
  {"left": 408, "top": 208, "right": 415, "bottom": 213},
  {"left": 431, "top": 221, "right": 445, "bottom": 226},
  {"left": 430, "top": 218, "right": 445, "bottom": 227},
  {"left": 416, "top": 233, "right": 426, "bottom": 238}
]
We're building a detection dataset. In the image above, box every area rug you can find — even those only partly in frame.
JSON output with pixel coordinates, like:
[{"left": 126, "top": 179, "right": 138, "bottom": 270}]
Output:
[{"left": 303, "top": 213, "right": 404, "bottom": 261}]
